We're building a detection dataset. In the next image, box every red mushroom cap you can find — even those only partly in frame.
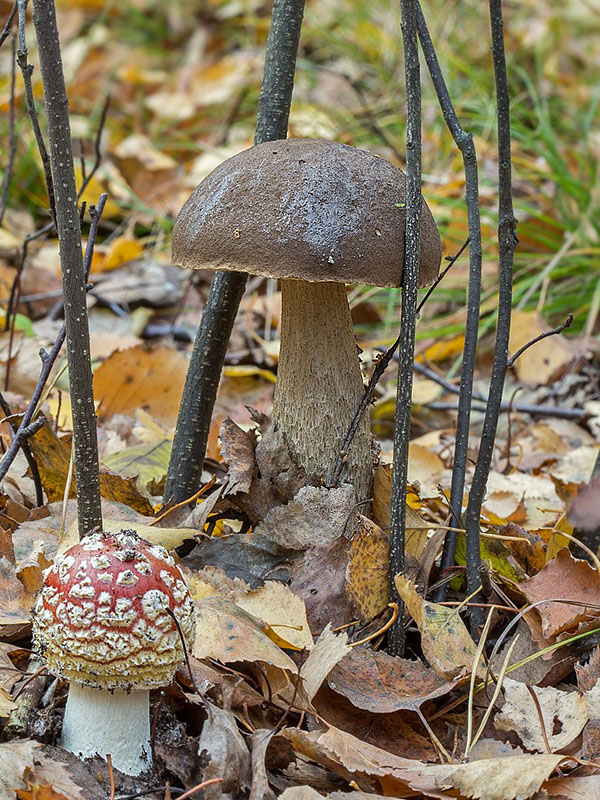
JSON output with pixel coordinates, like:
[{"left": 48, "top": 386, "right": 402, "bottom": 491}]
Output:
[{"left": 32, "top": 531, "right": 195, "bottom": 691}]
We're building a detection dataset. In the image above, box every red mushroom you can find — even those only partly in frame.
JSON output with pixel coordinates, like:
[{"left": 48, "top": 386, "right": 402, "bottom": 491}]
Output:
[{"left": 32, "top": 530, "right": 195, "bottom": 776}]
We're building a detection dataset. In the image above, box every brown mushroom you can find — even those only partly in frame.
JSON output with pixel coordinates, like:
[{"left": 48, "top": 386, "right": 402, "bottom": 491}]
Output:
[{"left": 173, "top": 138, "right": 441, "bottom": 500}]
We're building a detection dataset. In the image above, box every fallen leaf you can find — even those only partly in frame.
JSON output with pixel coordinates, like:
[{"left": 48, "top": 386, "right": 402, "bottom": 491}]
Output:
[
  {"left": 327, "top": 647, "right": 456, "bottom": 714},
  {"left": 301, "top": 625, "right": 350, "bottom": 703},
  {"left": 345, "top": 514, "right": 389, "bottom": 621},
  {"left": 520, "top": 548, "right": 600, "bottom": 642},
  {"left": 425, "top": 753, "right": 567, "bottom": 800},
  {"left": 231, "top": 580, "right": 313, "bottom": 652},
  {"left": 94, "top": 344, "right": 188, "bottom": 426},
  {"left": 198, "top": 703, "right": 251, "bottom": 799},
  {"left": 102, "top": 439, "right": 172, "bottom": 493},
  {"left": 192, "top": 596, "right": 297, "bottom": 673},
  {"left": 495, "top": 677, "right": 588, "bottom": 752},
  {"left": 395, "top": 574, "right": 483, "bottom": 680},
  {"left": 219, "top": 418, "right": 256, "bottom": 496}
]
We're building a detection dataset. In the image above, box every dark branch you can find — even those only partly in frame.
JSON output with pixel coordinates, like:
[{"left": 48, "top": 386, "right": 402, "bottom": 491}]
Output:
[
  {"left": 0, "top": 197, "right": 106, "bottom": 488},
  {"left": 388, "top": 0, "right": 421, "bottom": 657},
  {"left": 507, "top": 314, "right": 573, "bottom": 368},
  {"left": 463, "top": 0, "right": 518, "bottom": 636},
  {"left": 0, "top": 0, "right": 17, "bottom": 48},
  {"left": 0, "top": 34, "right": 17, "bottom": 225},
  {"left": 415, "top": 2, "right": 485, "bottom": 602},
  {"left": 163, "top": 0, "right": 306, "bottom": 506}
]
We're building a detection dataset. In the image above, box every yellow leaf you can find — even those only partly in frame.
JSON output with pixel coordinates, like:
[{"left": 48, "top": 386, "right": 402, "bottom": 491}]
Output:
[
  {"left": 346, "top": 515, "right": 389, "bottom": 621},
  {"left": 418, "top": 335, "right": 465, "bottom": 363},
  {"left": 94, "top": 344, "right": 188, "bottom": 426},
  {"left": 222, "top": 365, "right": 277, "bottom": 383},
  {"left": 395, "top": 574, "right": 483, "bottom": 680},
  {"left": 101, "top": 237, "right": 144, "bottom": 271},
  {"left": 232, "top": 581, "right": 313, "bottom": 651}
]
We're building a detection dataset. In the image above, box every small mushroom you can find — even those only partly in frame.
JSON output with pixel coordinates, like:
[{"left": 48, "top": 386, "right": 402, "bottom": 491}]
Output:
[
  {"left": 173, "top": 138, "right": 441, "bottom": 500},
  {"left": 32, "top": 530, "right": 195, "bottom": 777}
]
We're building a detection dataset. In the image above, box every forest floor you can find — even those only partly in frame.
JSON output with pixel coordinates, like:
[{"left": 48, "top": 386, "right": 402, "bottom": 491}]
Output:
[{"left": 1, "top": 0, "right": 600, "bottom": 798}]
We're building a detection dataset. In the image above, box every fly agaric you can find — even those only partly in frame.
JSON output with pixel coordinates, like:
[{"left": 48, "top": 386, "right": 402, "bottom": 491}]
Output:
[
  {"left": 32, "top": 530, "right": 195, "bottom": 777},
  {"left": 173, "top": 138, "right": 441, "bottom": 500}
]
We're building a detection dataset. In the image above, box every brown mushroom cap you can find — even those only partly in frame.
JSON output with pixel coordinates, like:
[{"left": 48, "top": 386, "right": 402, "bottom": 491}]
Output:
[{"left": 172, "top": 138, "right": 441, "bottom": 288}]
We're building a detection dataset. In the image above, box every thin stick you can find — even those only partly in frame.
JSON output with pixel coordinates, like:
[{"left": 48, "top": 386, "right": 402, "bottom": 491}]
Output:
[
  {"left": 177, "top": 779, "right": 223, "bottom": 800},
  {"left": 163, "top": 0, "right": 306, "bottom": 505},
  {"left": 106, "top": 753, "right": 115, "bottom": 800},
  {"left": 414, "top": 361, "right": 586, "bottom": 420},
  {"left": 0, "top": 198, "right": 106, "bottom": 486},
  {"left": 415, "top": 3, "right": 484, "bottom": 605},
  {"left": 507, "top": 314, "right": 573, "bottom": 368},
  {"left": 77, "top": 95, "right": 110, "bottom": 200},
  {"left": 464, "top": 608, "right": 493, "bottom": 759},
  {"left": 0, "top": 1, "right": 17, "bottom": 48},
  {"left": 0, "top": 392, "right": 43, "bottom": 505},
  {"left": 0, "top": 34, "right": 17, "bottom": 225},
  {"left": 388, "top": 0, "right": 421, "bottom": 657},
  {"left": 463, "top": 0, "right": 518, "bottom": 636},
  {"left": 16, "top": 0, "right": 55, "bottom": 223},
  {"left": 350, "top": 603, "right": 399, "bottom": 648}
]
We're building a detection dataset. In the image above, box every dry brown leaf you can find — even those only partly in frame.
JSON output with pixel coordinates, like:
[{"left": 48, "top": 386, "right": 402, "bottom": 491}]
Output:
[
  {"left": 520, "top": 548, "right": 600, "bottom": 642},
  {"left": 568, "top": 472, "right": 600, "bottom": 531},
  {"left": 545, "top": 776, "right": 600, "bottom": 799},
  {"left": 327, "top": 647, "right": 456, "bottom": 714},
  {"left": 192, "top": 596, "right": 297, "bottom": 673},
  {"left": 426, "top": 753, "right": 567, "bottom": 800},
  {"left": 301, "top": 625, "right": 350, "bottom": 703},
  {"left": 395, "top": 574, "right": 483, "bottom": 680},
  {"left": 220, "top": 418, "right": 256, "bottom": 496},
  {"left": 198, "top": 703, "right": 252, "bottom": 799},
  {"left": 93, "top": 344, "right": 188, "bottom": 426},
  {"left": 28, "top": 422, "right": 154, "bottom": 514},
  {"left": 0, "top": 556, "right": 35, "bottom": 638},
  {"left": 550, "top": 446, "right": 600, "bottom": 501},
  {"left": 279, "top": 789, "right": 323, "bottom": 800},
  {"left": 494, "top": 677, "right": 588, "bottom": 752},
  {"left": 0, "top": 740, "right": 39, "bottom": 796}
]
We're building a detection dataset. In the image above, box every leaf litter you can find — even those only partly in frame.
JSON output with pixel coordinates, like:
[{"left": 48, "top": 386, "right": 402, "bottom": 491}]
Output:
[{"left": 1, "top": 1, "right": 600, "bottom": 798}]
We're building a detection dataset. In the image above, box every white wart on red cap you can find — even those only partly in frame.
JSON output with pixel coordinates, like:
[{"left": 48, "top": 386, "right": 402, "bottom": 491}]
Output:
[{"left": 33, "top": 530, "right": 195, "bottom": 691}]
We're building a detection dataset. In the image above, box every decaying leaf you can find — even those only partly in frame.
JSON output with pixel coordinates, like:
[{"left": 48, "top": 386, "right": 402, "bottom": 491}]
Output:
[
  {"left": 425, "top": 753, "right": 568, "bottom": 800},
  {"left": 220, "top": 417, "right": 256, "bottom": 496},
  {"left": 192, "top": 596, "right": 297, "bottom": 673},
  {"left": 494, "top": 677, "right": 588, "bottom": 751},
  {"left": 94, "top": 344, "right": 188, "bottom": 426},
  {"left": 327, "top": 647, "right": 456, "bottom": 714},
  {"left": 301, "top": 625, "right": 350, "bottom": 703},
  {"left": 345, "top": 514, "right": 389, "bottom": 622},
  {"left": 395, "top": 574, "right": 483, "bottom": 680},
  {"left": 520, "top": 548, "right": 600, "bottom": 642},
  {"left": 199, "top": 703, "right": 252, "bottom": 799}
]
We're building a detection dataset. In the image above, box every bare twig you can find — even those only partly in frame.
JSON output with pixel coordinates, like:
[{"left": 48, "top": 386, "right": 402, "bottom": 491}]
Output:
[
  {"left": 0, "top": 392, "right": 43, "bottom": 504},
  {"left": 463, "top": 0, "right": 518, "bottom": 637},
  {"left": 163, "top": 0, "right": 306, "bottom": 505},
  {"left": 388, "top": 0, "right": 421, "bottom": 658},
  {"left": 328, "top": 239, "right": 467, "bottom": 489},
  {"left": 0, "top": 34, "right": 17, "bottom": 225},
  {"left": 0, "top": 198, "right": 106, "bottom": 498},
  {"left": 0, "top": 1, "right": 17, "bottom": 48},
  {"left": 507, "top": 314, "right": 573, "bottom": 368},
  {"left": 415, "top": 4, "right": 485, "bottom": 603},
  {"left": 77, "top": 94, "right": 110, "bottom": 200},
  {"left": 16, "top": 0, "right": 55, "bottom": 224},
  {"left": 413, "top": 361, "right": 586, "bottom": 420},
  {"left": 33, "top": 0, "right": 103, "bottom": 537}
]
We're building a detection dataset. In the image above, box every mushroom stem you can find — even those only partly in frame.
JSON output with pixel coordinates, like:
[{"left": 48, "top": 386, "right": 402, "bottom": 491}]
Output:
[
  {"left": 61, "top": 684, "right": 151, "bottom": 776},
  {"left": 273, "top": 279, "right": 373, "bottom": 500}
]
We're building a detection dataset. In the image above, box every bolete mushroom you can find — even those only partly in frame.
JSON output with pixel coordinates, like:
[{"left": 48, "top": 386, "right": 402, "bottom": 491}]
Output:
[
  {"left": 32, "top": 530, "right": 195, "bottom": 777},
  {"left": 173, "top": 138, "right": 441, "bottom": 500}
]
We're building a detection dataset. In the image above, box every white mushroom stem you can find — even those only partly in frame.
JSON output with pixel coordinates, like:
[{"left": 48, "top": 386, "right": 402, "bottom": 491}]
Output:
[
  {"left": 61, "top": 684, "right": 151, "bottom": 777},
  {"left": 272, "top": 279, "right": 373, "bottom": 500}
]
